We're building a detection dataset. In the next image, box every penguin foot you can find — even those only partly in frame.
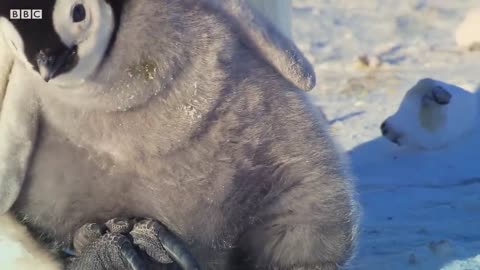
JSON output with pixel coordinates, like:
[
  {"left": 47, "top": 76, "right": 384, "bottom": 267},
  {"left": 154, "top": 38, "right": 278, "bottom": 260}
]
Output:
[{"left": 67, "top": 217, "right": 200, "bottom": 270}]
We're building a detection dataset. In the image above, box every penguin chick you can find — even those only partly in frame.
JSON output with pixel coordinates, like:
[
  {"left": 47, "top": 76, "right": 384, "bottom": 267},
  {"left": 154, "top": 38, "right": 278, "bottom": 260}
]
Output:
[
  {"left": 0, "top": 0, "right": 316, "bottom": 212},
  {"left": 381, "top": 78, "right": 478, "bottom": 150},
  {"left": 3, "top": 0, "right": 357, "bottom": 270}
]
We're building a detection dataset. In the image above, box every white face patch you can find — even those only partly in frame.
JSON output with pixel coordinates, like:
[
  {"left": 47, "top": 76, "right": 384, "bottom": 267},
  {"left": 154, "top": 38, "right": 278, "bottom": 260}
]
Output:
[
  {"left": 51, "top": 0, "right": 115, "bottom": 84},
  {"left": 382, "top": 78, "right": 478, "bottom": 150},
  {"left": 0, "top": 18, "right": 33, "bottom": 70},
  {"left": 383, "top": 79, "right": 448, "bottom": 148}
]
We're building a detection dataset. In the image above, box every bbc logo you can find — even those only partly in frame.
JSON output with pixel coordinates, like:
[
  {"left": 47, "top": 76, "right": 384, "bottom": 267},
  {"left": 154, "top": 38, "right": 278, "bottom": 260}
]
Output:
[{"left": 10, "top": 9, "right": 43, "bottom": 20}]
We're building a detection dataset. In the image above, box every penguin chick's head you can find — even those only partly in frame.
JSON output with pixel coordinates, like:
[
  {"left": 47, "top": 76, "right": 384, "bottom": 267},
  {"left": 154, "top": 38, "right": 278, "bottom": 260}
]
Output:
[
  {"left": 380, "top": 78, "right": 478, "bottom": 150},
  {"left": 0, "top": 0, "right": 118, "bottom": 84}
]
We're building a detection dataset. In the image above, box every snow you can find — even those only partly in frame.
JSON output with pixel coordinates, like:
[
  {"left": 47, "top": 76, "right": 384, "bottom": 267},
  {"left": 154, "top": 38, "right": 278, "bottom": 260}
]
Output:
[
  {"left": 455, "top": 8, "right": 480, "bottom": 49},
  {"left": 292, "top": 0, "right": 480, "bottom": 269}
]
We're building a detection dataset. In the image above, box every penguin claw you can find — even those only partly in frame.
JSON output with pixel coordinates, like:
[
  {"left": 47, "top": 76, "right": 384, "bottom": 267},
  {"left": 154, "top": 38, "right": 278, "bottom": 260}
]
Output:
[
  {"left": 129, "top": 218, "right": 201, "bottom": 270},
  {"left": 67, "top": 231, "right": 147, "bottom": 270},
  {"left": 69, "top": 217, "right": 200, "bottom": 270}
]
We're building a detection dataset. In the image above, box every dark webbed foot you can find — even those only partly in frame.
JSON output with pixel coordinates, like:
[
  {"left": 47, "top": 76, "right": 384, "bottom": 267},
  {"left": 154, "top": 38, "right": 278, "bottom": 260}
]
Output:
[
  {"left": 72, "top": 223, "right": 105, "bottom": 254},
  {"left": 130, "top": 219, "right": 173, "bottom": 264},
  {"left": 106, "top": 218, "right": 134, "bottom": 234},
  {"left": 130, "top": 219, "right": 200, "bottom": 270},
  {"left": 67, "top": 217, "right": 201, "bottom": 270},
  {"left": 67, "top": 218, "right": 145, "bottom": 270}
]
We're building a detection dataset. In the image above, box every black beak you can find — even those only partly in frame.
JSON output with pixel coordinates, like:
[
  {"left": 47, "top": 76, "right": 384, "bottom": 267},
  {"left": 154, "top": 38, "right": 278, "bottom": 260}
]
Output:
[{"left": 36, "top": 46, "right": 78, "bottom": 82}]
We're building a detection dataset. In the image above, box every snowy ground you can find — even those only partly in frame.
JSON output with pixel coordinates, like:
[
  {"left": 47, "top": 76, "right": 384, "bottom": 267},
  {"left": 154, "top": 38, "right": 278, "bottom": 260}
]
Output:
[{"left": 291, "top": 0, "right": 480, "bottom": 269}]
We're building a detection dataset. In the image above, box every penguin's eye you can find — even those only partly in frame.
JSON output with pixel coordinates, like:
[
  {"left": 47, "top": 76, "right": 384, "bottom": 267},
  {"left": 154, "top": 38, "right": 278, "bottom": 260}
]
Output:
[{"left": 72, "top": 4, "right": 86, "bottom": 23}]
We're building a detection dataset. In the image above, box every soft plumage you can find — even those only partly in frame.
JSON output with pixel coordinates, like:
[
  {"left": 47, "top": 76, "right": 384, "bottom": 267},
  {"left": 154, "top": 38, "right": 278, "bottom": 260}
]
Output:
[{"left": 1, "top": 0, "right": 357, "bottom": 269}]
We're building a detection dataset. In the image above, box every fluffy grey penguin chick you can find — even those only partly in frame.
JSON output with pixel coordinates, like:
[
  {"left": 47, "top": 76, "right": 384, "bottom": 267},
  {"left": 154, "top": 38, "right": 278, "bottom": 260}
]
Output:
[
  {"left": 0, "top": 0, "right": 315, "bottom": 217},
  {"left": 1, "top": 0, "right": 358, "bottom": 269}
]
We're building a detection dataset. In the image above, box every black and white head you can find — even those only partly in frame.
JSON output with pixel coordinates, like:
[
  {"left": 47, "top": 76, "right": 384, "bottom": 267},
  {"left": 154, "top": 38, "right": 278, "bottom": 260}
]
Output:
[{"left": 0, "top": 0, "right": 122, "bottom": 85}]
